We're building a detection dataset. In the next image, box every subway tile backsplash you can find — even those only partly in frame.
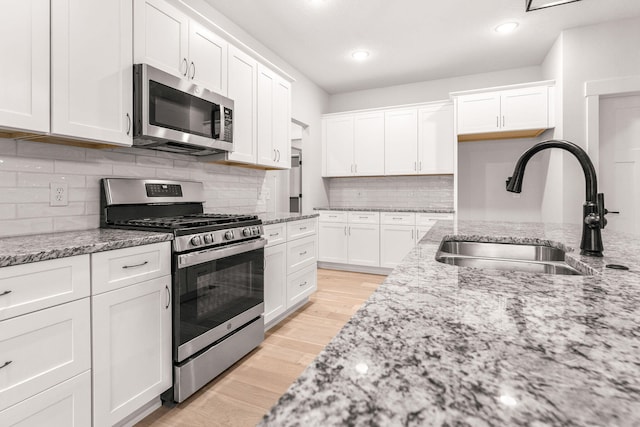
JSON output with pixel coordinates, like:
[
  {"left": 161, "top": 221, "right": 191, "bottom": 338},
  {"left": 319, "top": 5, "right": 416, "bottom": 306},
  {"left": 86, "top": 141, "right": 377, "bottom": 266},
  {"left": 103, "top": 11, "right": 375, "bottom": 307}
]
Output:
[
  {"left": 0, "top": 139, "right": 268, "bottom": 238},
  {"left": 328, "top": 175, "right": 454, "bottom": 209}
]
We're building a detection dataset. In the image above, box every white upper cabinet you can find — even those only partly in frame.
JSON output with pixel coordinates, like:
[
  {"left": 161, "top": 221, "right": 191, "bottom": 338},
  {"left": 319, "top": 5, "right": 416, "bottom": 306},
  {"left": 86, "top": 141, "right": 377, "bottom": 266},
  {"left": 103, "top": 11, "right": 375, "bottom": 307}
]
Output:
[
  {"left": 384, "top": 108, "right": 418, "bottom": 175},
  {"left": 354, "top": 112, "right": 385, "bottom": 176},
  {"left": 323, "top": 115, "right": 354, "bottom": 176},
  {"left": 51, "top": 0, "right": 133, "bottom": 146},
  {"left": 456, "top": 83, "right": 554, "bottom": 139},
  {"left": 226, "top": 45, "right": 258, "bottom": 164},
  {"left": 134, "top": 0, "right": 228, "bottom": 95},
  {"left": 0, "top": 0, "right": 49, "bottom": 133},
  {"left": 418, "top": 103, "right": 454, "bottom": 174},
  {"left": 257, "top": 64, "right": 291, "bottom": 169}
]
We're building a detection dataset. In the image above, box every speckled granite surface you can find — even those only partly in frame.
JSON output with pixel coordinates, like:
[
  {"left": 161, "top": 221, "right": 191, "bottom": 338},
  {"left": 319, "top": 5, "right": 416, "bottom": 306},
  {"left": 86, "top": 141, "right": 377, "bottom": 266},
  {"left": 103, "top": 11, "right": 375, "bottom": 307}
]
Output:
[
  {"left": 259, "top": 220, "right": 640, "bottom": 426},
  {"left": 258, "top": 212, "right": 319, "bottom": 225},
  {"left": 0, "top": 229, "right": 173, "bottom": 267},
  {"left": 315, "top": 206, "right": 455, "bottom": 214}
]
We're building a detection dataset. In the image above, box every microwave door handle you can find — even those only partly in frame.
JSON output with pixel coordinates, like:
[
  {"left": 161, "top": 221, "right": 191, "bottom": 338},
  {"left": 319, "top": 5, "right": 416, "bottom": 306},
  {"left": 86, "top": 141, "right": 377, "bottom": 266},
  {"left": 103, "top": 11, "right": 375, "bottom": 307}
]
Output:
[{"left": 212, "top": 104, "right": 221, "bottom": 140}]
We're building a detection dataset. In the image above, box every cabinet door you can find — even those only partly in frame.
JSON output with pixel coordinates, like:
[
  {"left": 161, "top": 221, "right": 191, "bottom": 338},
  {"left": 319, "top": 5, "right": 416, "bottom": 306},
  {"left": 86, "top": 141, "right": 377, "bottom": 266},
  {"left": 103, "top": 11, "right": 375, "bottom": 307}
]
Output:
[
  {"left": 501, "top": 86, "right": 549, "bottom": 131},
  {"left": 354, "top": 112, "right": 385, "bottom": 176},
  {"left": 348, "top": 224, "right": 380, "bottom": 267},
  {"left": 0, "top": 371, "right": 91, "bottom": 427},
  {"left": 92, "top": 276, "right": 172, "bottom": 427},
  {"left": 318, "top": 222, "right": 348, "bottom": 263},
  {"left": 227, "top": 45, "right": 257, "bottom": 164},
  {"left": 273, "top": 75, "right": 291, "bottom": 169},
  {"left": 264, "top": 243, "right": 287, "bottom": 325},
  {"left": 380, "top": 225, "right": 416, "bottom": 269},
  {"left": 0, "top": 0, "right": 49, "bottom": 133},
  {"left": 188, "top": 20, "right": 227, "bottom": 95},
  {"left": 51, "top": 0, "right": 133, "bottom": 146},
  {"left": 418, "top": 103, "right": 454, "bottom": 175},
  {"left": 257, "top": 64, "right": 276, "bottom": 166},
  {"left": 456, "top": 92, "right": 501, "bottom": 134},
  {"left": 133, "top": 0, "right": 189, "bottom": 79},
  {"left": 323, "top": 115, "right": 354, "bottom": 177},
  {"left": 384, "top": 108, "right": 418, "bottom": 175}
]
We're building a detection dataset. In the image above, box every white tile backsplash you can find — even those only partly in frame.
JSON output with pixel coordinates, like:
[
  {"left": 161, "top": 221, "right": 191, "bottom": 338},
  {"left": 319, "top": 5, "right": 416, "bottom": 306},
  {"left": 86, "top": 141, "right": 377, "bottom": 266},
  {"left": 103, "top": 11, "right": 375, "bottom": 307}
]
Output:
[
  {"left": 328, "top": 175, "right": 454, "bottom": 209},
  {"left": 0, "top": 138, "right": 268, "bottom": 237}
]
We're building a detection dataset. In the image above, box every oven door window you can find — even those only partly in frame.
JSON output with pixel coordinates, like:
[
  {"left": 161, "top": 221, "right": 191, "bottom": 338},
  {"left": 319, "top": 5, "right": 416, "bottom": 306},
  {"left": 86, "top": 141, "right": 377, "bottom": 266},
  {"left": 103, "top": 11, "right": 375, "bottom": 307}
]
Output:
[
  {"left": 177, "top": 248, "right": 264, "bottom": 348},
  {"left": 148, "top": 80, "right": 221, "bottom": 139}
]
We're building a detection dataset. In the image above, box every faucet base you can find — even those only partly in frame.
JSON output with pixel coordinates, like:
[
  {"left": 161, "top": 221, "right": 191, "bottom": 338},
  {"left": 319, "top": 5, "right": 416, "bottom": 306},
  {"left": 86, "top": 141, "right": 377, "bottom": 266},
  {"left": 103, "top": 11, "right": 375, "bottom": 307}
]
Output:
[{"left": 580, "top": 249, "right": 603, "bottom": 257}]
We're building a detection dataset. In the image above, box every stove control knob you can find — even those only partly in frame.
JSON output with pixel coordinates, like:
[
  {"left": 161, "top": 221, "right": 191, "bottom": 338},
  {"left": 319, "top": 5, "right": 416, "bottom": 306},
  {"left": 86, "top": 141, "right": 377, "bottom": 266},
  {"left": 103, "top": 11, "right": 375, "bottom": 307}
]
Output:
[
  {"left": 242, "top": 228, "right": 251, "bottom": 237},
  {"left": 191, "top": 236, "right": 203, "bottom": 246},
  {"left": 204, "top": 234, "right": 213, "bottom": 244},
  {"left": 253, "top": 226, "right": 260, "bottom": 235},
  {"left": 224, "top": 230, "right": 234, "bottom": 240}
]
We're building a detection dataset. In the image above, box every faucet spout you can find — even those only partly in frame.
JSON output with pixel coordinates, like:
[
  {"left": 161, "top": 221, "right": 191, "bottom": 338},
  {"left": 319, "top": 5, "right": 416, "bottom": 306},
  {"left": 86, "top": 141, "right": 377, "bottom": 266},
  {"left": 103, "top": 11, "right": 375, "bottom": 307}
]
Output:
[{"left": 505, "top": 139, "right": 606, "bottom": 257}]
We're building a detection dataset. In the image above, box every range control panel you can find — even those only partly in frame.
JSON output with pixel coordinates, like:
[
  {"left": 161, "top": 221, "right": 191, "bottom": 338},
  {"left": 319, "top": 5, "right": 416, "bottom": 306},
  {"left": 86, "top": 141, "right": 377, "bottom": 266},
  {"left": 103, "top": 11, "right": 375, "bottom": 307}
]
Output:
[{"left": 145, "top": 183, "right": 183, "bottom": 198}]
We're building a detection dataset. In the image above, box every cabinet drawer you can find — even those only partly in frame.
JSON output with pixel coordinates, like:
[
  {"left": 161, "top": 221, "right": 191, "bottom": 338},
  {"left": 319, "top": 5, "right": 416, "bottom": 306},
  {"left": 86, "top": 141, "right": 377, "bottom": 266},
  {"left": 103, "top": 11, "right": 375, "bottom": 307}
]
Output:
[
  {"left": 380, "top": 212, "right": 416, "bottom": 225},
  {"left": 416, "top": 212, "right": 453, "bottom": 225},
  {"left": 286, "top": 264, "right": 317, "bottom": 308},
  {"left": 319, "top": 211, "right": 347, "bottom": 223},
  {"left": 91, "top": 242, "right": 171, "bottom": 295},
  {"left": 0, "top": 298, "right": 91, "bottom": 412},
  {"left": 287, "top": 235, "right": 317, "bottom": 274},
  {"left": 263, "top": 223, "right": 287, "bottom": 247},
  {"left": 0, "top": 255, "right": 90, "bottom": 321},
  {"left": 0, "top": 371, "right": 91, "bottom": 426},
  {"left": 348, "top": 211, "right": 379, "bottom": 224},
  {"left": 286, "top": 218, "right": 317, "bottom": 240}
]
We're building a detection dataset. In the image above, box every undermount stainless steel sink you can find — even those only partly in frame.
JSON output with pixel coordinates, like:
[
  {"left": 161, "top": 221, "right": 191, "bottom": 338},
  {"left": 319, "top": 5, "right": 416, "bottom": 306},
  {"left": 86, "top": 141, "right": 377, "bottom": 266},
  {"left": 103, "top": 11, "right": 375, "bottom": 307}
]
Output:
[{"left": 435, "top": 240, "right": 586, "bottom": 276}]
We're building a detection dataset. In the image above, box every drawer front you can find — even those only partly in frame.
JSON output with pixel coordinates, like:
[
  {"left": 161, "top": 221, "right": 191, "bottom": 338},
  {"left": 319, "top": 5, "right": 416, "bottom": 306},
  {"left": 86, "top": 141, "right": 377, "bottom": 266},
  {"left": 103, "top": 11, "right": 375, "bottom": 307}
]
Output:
[
  {"left": 91, "top": 242, "right": 171, "bottom": 295},
  {"left": 0, "top": 298, "right": 91, "bottom": 412},
  {"left": 0, "top": 255, "right": 90, "bottom": 321},
  {"left": 287, "top": 218, "right": 317, "bottom": 241},
  {"left": 287, "top": 235, "right": 317, "bottom": 275},
  {"left": 380, "top": 212, "right": 416, "bottom": 225},
  {"left": 416, "top": 212, "right": 453, "bottom": 225},
  {"left": 347, "top": 211, "right": 380, "bottom": 224},
  {"left": 319, "top": 211, "right": 347, "bottom": 223},
  {"left": 286, "top": 264, "right": 317, "bottom": 308},
  {"left": 263, "top": 223, "right": 287, "bottom": 247},
  {"left": 0, "top": 371, "right": 91, "bottom": 426}
]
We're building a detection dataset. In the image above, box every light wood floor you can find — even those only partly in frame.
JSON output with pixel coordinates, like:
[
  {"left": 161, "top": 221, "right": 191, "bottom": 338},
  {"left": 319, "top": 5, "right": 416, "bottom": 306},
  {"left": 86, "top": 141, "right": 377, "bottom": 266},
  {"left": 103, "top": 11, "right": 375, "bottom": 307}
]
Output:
[{"left": 136, "top": 268, "right": 386, "bottom": 427}]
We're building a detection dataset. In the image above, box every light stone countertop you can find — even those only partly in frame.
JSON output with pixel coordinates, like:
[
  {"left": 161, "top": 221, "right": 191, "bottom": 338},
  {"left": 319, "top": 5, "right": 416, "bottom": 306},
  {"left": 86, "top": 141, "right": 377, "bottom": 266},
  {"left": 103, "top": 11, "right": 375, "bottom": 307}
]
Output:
[
  {"left": 314, "top": 206, "right": 455, "bottom": 214},
  {"left": 0, "top": 229, "right": 173, "bottom": 268},
  {"left": 257, "top": 212, "right": 319, "bottom": 225},
  {"left": 259, "top": 220, "right": 640, "bottom": 426}
]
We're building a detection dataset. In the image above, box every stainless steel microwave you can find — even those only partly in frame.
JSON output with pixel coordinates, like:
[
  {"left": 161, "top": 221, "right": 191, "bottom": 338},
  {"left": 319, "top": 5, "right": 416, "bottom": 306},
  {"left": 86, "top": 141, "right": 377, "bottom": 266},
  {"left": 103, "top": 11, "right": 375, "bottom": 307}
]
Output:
[{"left": 133, "top": 63, "right": 233, "bottom": 156}]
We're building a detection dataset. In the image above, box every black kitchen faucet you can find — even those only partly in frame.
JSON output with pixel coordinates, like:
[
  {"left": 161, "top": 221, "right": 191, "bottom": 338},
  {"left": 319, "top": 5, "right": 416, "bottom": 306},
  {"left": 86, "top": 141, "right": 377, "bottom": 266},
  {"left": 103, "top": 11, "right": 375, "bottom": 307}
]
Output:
[{"left": 506, "top": 139, "right": 607, "bottom": 257}]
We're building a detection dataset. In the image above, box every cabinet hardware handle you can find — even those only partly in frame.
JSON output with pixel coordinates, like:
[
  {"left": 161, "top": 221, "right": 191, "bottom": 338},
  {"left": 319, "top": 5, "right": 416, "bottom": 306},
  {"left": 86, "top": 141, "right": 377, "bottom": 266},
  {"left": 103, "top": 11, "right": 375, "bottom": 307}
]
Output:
[
  {"left": 502, "top": 115, "right": 505, "bottom": 127},
  {"left": 496, "top": 116, "right": 499, "bottom": 128},
  {"left": 414, "top": 161, "right": 417, "bottom": 171},
  {"left": 0, "top": 290, "right": 11, "bottom": 297},
  {"left": 189, "top": 61, "right": 196, "bottom": 79},
  {"left": 344, "top": 226, "right": 347, "bottom": 236},
  {"left": 299, "top": 281, "right": 307, "bottom": 287},
  {"left": 418, "top": 161, "right": 422, "bottom": 171},
  {"left": 359, "top": 216, "right": 367, "bottom": 219},
  {"left": 122, "top": 261, "right": 148, "bottom": 269},
  {"left": 269, "top": 233, "right": 279, "bottom": 237},
  {"left": 300, "top": 251, "right": 307, "bottom": 256},
  {"left": 329, "top": 215, "right": 337, "bottom": 218},
  {"left": 273, "top": 149, "right": 277, "bottom": 161},
  {"left": 350, "top": 164, "right": 354, "bottom": 173},
  {"left": 126, "top": 113, "right": 132, "bottom": 136},
  {"left": 608, "top": 210, "right": 620, "bottom": 214},
  {"left": 412, "top": 229, "right": 414, "bottom": 239},
  {"left": 165, "top": 285, "right": 171, "bottom": 309},
  {"left": 392, "top": 217, "right": 403, "bottom": 220},
  {"left": 299, "top": 227, "right": 307, "bottom": 230},
  {"left": 0, "top": 361, "right": 12, "bottom": 370},
  {"left": 354, "top": 164, "right": 358, "bottom": 173},
  {"left": 182, "top": 58, "right": 188, "bottom": 76}
]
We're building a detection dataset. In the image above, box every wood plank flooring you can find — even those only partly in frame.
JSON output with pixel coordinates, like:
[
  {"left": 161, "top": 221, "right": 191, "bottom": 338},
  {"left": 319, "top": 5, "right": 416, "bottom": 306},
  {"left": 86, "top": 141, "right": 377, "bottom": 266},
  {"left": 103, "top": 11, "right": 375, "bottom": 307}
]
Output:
[{"left": 136, "top": 268, "right": 386, "bottom": 427}]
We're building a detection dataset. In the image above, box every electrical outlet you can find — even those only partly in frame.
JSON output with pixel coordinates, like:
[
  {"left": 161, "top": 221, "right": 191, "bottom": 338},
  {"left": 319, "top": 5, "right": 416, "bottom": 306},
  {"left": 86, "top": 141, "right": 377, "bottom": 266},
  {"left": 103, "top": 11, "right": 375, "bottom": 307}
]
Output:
[{"left": 50, "top": 182, "right": 68, "bottom": 206}]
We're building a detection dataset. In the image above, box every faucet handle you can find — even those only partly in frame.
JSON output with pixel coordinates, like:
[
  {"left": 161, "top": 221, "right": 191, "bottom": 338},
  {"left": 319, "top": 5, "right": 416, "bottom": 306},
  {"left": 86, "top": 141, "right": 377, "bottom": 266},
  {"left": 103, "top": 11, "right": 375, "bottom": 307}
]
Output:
[{"left": 597, "top": 193, "right": 607, "bottom": 229}]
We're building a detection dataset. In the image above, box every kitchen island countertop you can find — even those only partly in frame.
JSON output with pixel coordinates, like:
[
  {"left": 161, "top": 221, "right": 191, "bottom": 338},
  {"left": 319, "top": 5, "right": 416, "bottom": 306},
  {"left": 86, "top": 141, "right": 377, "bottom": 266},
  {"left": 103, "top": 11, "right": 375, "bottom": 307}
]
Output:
[
  {"left": 259, "top": 220, "right": 640, "bottom": 426},
  {"left": 0, "top": 229, "right": 173, "bottom": 268}
]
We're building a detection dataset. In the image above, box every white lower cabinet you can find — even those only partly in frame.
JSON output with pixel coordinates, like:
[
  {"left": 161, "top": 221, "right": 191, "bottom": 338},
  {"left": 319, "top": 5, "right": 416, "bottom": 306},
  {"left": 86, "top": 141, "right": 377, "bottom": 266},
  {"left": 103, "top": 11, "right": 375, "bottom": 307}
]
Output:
[
  {"left": 263, "top": 218, "right": 318, "bottom": 329},
  {"left": 318, "top": 222, "right": 348, "bottom": 264},
  {"left": 380, "top": 225, "right": 417, "bottom": 269},
  {"left": 348, "top": 223, "right": 380, "bottom": 267},
  {"left": 91, "top": 243, "right": 172, "bottom": 427},
  {"left": 0, "top": 371, "right": 91, "bottom": 426}
]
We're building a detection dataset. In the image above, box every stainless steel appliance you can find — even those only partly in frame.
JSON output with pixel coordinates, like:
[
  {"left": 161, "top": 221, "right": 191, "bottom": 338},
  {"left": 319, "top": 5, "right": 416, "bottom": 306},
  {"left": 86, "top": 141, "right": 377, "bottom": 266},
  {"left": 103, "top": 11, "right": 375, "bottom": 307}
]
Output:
[
  {"left": 133, "top": 64, "right": 234, "bottom": 156},
  {"left": 100, "top": 178, "right": 265, "bottom": 403},
  {"left": 289, "top": 148, "right": 302, "bottom": 213}
]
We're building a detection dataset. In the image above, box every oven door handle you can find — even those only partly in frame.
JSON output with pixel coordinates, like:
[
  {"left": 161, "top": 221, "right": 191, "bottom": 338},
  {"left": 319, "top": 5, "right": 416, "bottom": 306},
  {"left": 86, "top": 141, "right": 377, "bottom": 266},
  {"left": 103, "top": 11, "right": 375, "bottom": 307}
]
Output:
[{"left": 177, "top": 238, "right": 267, "bottom": 269}]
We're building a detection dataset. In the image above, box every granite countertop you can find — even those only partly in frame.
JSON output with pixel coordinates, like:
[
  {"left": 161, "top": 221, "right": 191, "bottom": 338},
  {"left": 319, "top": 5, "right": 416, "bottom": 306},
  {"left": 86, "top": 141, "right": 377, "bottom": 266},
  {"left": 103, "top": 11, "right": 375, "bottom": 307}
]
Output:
[
  {"left": 258, "top": 212, "right": 319, "bottom": 225},
  {"left": 260, "top": 220, "right": 640, "bottom": 426},
  {"left": 0, "top": 229, "right": 173, "bottom": 268},
  {"left": 314, "top": 206, "right": 455, "bottom": 214}
]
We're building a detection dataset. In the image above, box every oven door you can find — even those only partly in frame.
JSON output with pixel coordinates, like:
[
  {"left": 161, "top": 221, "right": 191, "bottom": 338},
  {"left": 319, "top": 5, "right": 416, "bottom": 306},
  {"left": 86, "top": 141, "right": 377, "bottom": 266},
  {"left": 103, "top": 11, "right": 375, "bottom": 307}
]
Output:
[{"left": 174, "top": 238, "right": 266, "bottom": 362}]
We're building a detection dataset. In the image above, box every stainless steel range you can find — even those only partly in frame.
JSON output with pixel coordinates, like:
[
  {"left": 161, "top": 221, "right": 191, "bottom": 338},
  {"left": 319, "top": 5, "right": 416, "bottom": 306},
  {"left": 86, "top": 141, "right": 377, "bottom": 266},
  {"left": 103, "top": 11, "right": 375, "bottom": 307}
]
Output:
[{"left": 100, "top": 178, "right": 265, "bottom": 403}]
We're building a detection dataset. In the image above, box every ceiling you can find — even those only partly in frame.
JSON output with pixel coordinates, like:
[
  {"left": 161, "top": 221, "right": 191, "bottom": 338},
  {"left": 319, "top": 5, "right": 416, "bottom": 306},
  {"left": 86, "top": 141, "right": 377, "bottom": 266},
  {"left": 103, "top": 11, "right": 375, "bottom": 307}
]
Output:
[{"left": 203, "top": 0, "right": 640, "bottom": 94}]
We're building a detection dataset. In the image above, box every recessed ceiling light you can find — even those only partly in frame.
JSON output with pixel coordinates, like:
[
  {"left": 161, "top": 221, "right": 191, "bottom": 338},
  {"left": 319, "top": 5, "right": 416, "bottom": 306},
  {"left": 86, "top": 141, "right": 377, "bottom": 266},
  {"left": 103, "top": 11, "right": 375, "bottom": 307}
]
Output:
[
  {"left": 352, "top": 50, "right": 370, "bottom": 60},
  {"left": 495, "top": 22, "right": 519, "bottom": 34},
  {"left": 526, "top": 0, "right": 581, "bottom": 12}
]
